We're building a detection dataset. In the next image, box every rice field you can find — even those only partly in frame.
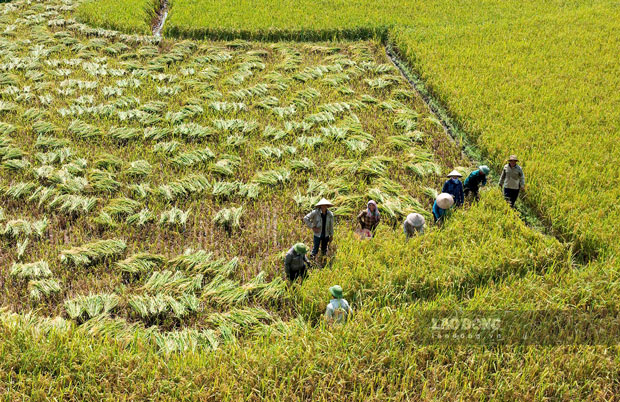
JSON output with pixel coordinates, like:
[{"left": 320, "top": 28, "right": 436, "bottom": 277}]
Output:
[
  {"left": 3, "top": 0, "right": 620, "bottom": 399},
  {"left": 0, "top": 0, "right": 472, "bottom": 352}
]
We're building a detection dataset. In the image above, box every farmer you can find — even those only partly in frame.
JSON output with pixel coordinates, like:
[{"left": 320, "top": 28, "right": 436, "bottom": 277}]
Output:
[
  {"left": 357, "top": 200, "right": 381, "bottom": 234},
  {"left": 442, "top": 170, "right": 464, "bottom": 207},
  {"left": 324, "top": 285, "right": 351, "bottom": 324},
  {"left": 499, "top": 155, "right": 525, "bottom": 208},
  {"left": 403, "top": 212, "right": 425, "bottom": 238},
  {"left": 432, "top": 193, "right": 454, "bottom": 223},
  {"left": 284, "top": 243, "right": 310, "bottom": 281},
  {"left": 464, "top": 165, "right": 490, "bottom": 201},
  {"left": 303, "top": 198, "right": 335, "bottom": 258}
]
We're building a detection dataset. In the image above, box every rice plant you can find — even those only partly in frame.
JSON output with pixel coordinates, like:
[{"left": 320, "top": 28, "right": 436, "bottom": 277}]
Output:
[
  {"left": 10, "top": 261, "right": 52, "bottom": 280},
  {"left": 155, "top": 328, "right": 220, "bottom": 354},
  {"left": 140, "top": 270, "right": 203, "bottom": 294},
  {"left": 253, "top": 168, "right": 290, "bottom": 186},
  {"left": 126, "top": 160, "right": 152, "bottom": 177},
  {"left": 213, "top": 206, "right": 243, "bottom": 231},
  {"left": 2, "top": 218, "right": 48, "bottom": 239},
  {"left": 29, "top": 279, "right": 61, "bottom": 301},
  {"left": 48, "top": 194, "right": 98, "bottom": 216},
  {"left": 205, "top": 307, "right": 273, "bottom": 330},
  {"left": 64, "top": 293, "right": 119, "bottom": 320},
  {"left": 60, "top": 239, "right": 127, "bottom": 267},
  {"left": 102, "top": 197, "right": 141, "bottom": 218},
  {"left": 129, "top": 293, "right": 199, "bottom": 320},
  {"left": 171, "top": 147, "right": 215, "bottom": 168},
  {"left": 159, "top": 207, "right": 191, "bottom": 229},
  {"left": 290, "top": 157, "right": 316, "bottom": 172},
  {"left": 169, "top": 249, "right": 237, "bottom": 277},
  {"left": 115, "top": 253, "right": 165, "bottom": 277},
  {"left": 158, "top": 174, "right": 209, "bottom": 201}
]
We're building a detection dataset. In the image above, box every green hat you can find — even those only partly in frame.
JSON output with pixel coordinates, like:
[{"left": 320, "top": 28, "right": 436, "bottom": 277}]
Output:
[
  {"left": 329, "top": 285, "right": 343, "bottom": 299},
  {"left": 293, "top": 243, "right": 308, "bottom": 254},
  {"left": 479, "top": 165, "right": 490, "bottom": 175}
]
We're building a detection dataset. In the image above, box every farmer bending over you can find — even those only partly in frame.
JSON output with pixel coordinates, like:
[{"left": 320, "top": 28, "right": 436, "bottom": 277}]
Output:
[
  {"left": 403, "top": 212, "right": 425, "bottom": 238},
  {"left": 325, "top": 285, "right": 351, "bottom": 324},
  {"left": 284, "top": 243, "right": 310, "bottom": 281},
  {"left": 433, "top": 193, "right": 454, "bottom": 224},
  {"left": 464, "top": 165, "right": 490, "bottom": 201}
]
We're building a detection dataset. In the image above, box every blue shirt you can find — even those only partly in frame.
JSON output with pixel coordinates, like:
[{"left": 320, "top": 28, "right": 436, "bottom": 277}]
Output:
[
  {"left": 464, "top": 170, "right": 487, "bottom": 189},
  {"left": 432, "top": 200, "right": 447, "bottom": 221},
  {"left": 442, "top": 179, "right": 464, "bottom": 206}
]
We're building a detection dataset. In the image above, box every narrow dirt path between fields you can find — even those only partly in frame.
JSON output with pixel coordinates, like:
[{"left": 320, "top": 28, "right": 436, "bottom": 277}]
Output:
[{"left": 152, "top": 0, "right": 168, "bottom": 37}]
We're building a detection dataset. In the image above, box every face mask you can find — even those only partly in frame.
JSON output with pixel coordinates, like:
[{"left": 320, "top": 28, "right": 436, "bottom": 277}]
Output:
[{"left": 451, "top": 178, "right": 459, "bottom": 183}]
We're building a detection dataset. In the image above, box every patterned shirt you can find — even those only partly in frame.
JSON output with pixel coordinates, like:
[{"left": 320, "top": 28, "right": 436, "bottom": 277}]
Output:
[{"left": 358, "top": 209, "right": 380, "bottom": 230}]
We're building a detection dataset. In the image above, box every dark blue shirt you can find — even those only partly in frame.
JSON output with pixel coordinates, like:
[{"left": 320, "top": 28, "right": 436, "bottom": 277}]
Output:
[
  {"left": 464, "top": 170, "right": 487, "bottom": 190},
  {"left": 442, "top": 179, "right": 464, "bottom": 206}
]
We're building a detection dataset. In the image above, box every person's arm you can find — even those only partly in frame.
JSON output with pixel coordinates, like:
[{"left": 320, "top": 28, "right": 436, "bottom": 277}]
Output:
[
  {"left": 519, "top": 167, "right": 525, "bottom": 189},
  {"left": 481, "top": 173, "right": 487, "bottom": 187},
  {"left": 284, "top": 252, "right": 293, "bottom": 277},
  {"left": 325, "top": 304, "right": 334, "bottom": 323},
  {"left": 499, "top": 167, "right": 506, "bottom": 188},
  {"left": 441, "top": 181, "right": 449, "bottom": 193},
  {"left": 357, "top": 210, "right": 365, "bottom": 226},
  {"left": 303, "top": 210, "right": 315, "bottom": 228},
  {"left": 458, "top": 184, "right": 464, "bottom": 205}
]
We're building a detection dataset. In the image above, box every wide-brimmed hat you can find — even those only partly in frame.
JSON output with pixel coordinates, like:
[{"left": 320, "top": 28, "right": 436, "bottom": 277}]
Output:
[
  {"left": 405, "top": 213, "right": 425, "bottom": 228},
  {"left": 436, "top": 193, "right": 454, "bottom": 209},
  {"left": 329, "top": 285, "right": 343, "bottom": 299},
  {"left": 293, "top": 243, "right": 308, "bottom": 254},
  {"left": 447, "top": 170, "right": 462, "bottom": 178},
  {"left": 508, "top": 155, "right": 518, "bottom": 161},
  {"left": 315, "top": 198, "right": 334, "bottom": 207},
  {"left": 479, "top": 165, "right": 490, "bottom": 175}
]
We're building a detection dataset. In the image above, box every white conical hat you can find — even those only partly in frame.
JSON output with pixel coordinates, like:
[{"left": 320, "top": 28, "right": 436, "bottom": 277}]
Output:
[
  {"left": 315, "top": 198, "right": 333, "bottom": 207},
  {"left": 406, "top": 213, "right": 425, "bottom": 227},
  {"left": 436, "top": 193, "right": 454, "bottom": 209},
  {"left": 447, "top": 170, "right": 462, "bottom": 178}
]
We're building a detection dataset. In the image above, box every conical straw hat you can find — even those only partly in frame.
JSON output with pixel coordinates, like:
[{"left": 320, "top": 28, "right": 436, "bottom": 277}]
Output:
[
  {"left": 406, "top": 213, "right": 425, "bottom": 227},
  {"left": 436, "top": 193, "right": 454, "bottom": 209},
  {"left": 315, "top": 198, "right": 334, "bottom": 207},
  {"left": 447, "top": 170, "right": 462, "bottom": 178}
]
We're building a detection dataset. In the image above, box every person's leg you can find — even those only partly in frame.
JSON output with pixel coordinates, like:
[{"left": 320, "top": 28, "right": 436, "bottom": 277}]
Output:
[
  {"left": 320, "top": 236, "right": 329, "bottom": 255},
  {"left": 288, "top": 269, "right": 298, "bottom": 281},
  {"left": 311, "top": 235, "right": 320, "bottom": 257},
  {"left": 504, "top": 188, "right": 519, "bottom": 207},
  {"left": 510, "top": 189, "right": 520, "bottom": 207},
  {"left": 503, "top": 187, "right": 512, "bottom": 205},
  {"left": 473, "top": 187, "right": 480, "bottom": 201}
]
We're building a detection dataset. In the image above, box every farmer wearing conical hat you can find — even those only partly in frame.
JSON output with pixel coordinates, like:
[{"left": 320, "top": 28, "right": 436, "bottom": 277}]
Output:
[
  {"left": 499, "top": 155, "right": 525, "bottom": 208},
  {"left": 442, "top": 170, "right": 464, "bottom": 207},
  {"left": 403, "top": 212, "right": 425, "bottom": 238},
  {"left": 284, "top": 242, "right": 310, "bottom": 281},
  {"left": 357, "top": 200, "right": 381, "bottom": 234},
  {"left": 324, "top": 285, "right": 351, "bottom": 324},
  {"left": 433, "top": 193, "right": 454, "bottom": 223},
  {"left": 464, "top": 165, "right": 490, "bottom": 201},
  {"left": 303, "top": 198, "right": 335, "bottom": 258}
]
